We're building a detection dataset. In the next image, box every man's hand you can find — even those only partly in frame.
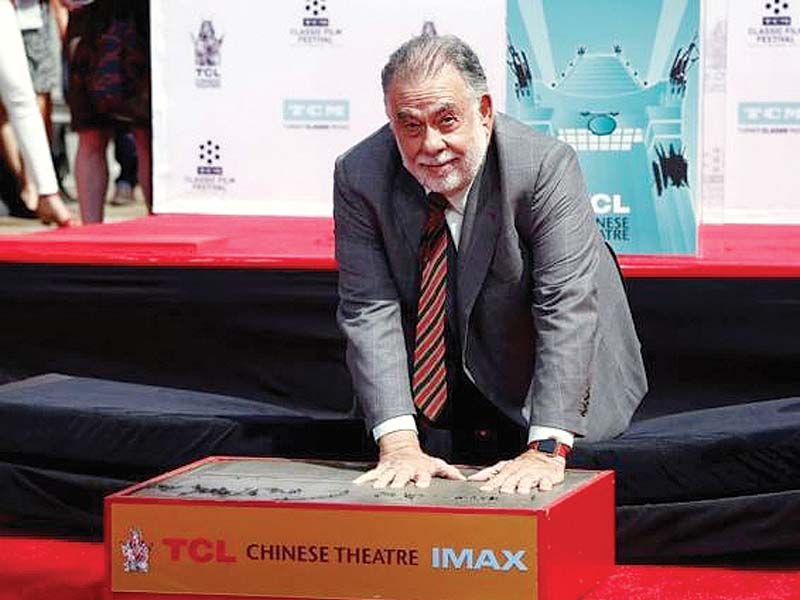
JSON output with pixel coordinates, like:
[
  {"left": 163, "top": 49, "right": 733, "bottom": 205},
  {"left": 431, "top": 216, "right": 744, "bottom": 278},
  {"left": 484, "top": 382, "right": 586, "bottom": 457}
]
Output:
[
  {"left": 467, "top": 448, "right": 566, "bottom": 494},
  {"left": 353, "top": 430, "right": 466, "bottom": 489}
]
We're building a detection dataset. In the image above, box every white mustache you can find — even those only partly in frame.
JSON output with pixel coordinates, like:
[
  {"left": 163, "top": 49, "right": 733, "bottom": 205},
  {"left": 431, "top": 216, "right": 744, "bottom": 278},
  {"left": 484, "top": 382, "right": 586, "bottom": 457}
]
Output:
[{"left": 416, "top": 152, "right": 457, "bottom": 167}]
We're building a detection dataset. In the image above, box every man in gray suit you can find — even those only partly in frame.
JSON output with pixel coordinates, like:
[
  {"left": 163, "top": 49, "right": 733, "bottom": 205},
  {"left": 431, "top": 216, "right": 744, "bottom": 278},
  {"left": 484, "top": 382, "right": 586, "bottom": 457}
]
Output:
[{"left": 334, "top": 35, "right": 647, "bottom": 494}]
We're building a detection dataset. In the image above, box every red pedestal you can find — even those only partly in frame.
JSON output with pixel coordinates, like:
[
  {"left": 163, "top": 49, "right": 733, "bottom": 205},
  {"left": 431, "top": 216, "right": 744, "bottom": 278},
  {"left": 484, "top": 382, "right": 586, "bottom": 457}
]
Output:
[{"left": 106, "top": 457, "right": 614, "bottom": 600}]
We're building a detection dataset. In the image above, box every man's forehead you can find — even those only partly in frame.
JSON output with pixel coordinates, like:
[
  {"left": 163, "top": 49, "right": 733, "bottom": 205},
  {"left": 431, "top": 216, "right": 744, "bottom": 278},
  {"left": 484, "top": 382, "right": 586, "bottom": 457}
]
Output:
[{"left": 387, "top": 68, "right": 473, "bottom": 117}]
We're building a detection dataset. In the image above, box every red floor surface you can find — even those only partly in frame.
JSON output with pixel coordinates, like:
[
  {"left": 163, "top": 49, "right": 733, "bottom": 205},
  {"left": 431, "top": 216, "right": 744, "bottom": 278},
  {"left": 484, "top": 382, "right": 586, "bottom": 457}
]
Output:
[
  {"left": 0, "top": 537, "right": 798, "bottom": 600},
  {"left": 0, "top": 215, "right": 799, "bottom": 277}
]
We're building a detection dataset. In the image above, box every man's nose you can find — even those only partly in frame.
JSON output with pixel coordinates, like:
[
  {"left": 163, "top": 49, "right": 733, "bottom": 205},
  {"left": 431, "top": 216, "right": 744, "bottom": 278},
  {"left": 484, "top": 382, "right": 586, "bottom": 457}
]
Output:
[{"left": 421, "top": 126, "right": 446, "bottom": 155}]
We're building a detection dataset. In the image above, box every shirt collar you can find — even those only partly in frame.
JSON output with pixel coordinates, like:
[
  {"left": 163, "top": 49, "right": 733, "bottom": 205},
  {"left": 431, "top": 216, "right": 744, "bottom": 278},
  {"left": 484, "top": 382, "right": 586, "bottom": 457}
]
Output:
[{"left": 423, "top": 180, "right": 472, "bottom": 216}]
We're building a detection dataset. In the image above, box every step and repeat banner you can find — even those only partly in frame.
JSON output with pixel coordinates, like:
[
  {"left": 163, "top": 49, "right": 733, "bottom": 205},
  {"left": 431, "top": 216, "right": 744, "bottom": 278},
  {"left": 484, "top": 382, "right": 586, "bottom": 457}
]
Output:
[
  {"left": 718, "top": 0, "right": 800, "bottom": 225},
  {"left": 151, "top": 0, "right": 800, "bottom": 255},
  {"left": 150, "top": 0, "right": 506, "bottom": 217}
]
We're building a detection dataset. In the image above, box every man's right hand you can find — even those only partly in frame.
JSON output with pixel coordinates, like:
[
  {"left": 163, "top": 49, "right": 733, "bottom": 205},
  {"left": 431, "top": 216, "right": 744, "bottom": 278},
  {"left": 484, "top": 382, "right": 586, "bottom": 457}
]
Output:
[{"left": 353, "top": 430, "right": 465, "bottom": 489}]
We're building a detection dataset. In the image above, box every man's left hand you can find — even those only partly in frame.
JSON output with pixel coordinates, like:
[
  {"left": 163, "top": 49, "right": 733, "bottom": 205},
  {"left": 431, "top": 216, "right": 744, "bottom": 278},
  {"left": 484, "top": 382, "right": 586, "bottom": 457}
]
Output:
[{"left": 467, "top": 449, "right": 565, "bottom": 494}]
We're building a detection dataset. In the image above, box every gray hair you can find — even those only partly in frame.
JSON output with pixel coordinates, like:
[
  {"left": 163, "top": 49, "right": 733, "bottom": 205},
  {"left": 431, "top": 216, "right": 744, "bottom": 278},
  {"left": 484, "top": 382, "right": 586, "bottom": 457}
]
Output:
[{"left": 381, "top": 35, "right": 489, "bottom": 99}]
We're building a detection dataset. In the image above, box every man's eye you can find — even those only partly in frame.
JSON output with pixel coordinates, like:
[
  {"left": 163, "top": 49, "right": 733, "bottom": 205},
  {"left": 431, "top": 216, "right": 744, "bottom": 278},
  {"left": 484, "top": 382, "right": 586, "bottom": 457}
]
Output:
[
  {"left": 440, "top": 115, "right": 457, "bottom": 128},
  {"left": 404, "top": 122, "right": 421, "bottom": 133}
]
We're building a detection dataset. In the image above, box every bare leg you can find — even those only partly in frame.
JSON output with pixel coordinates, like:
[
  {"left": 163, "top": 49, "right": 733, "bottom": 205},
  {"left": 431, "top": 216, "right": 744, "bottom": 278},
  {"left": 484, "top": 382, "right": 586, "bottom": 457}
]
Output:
[
  {"left": 0, "top": 120, "right": 23, "bottom": 180},
  {"left": 0, "top": 103, "right": 37, "bottom": 209},
  {"left": 75, "top": 128, "right": 111, "bottom": 223},
  {"left": 132, "top": 127, "right": 152, "bottom": 213}
]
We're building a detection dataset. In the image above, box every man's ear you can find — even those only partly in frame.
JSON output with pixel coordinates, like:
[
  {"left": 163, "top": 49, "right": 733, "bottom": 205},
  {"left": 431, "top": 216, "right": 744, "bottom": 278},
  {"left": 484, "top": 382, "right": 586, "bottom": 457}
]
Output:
[{"left": 479, "top": 94, "right": 494, "bottom": 131}]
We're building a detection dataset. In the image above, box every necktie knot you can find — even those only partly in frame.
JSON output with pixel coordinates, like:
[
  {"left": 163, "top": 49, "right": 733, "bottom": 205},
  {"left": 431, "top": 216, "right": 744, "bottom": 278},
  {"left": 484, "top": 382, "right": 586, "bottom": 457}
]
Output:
[
  {"left": 427, "top": 192, "right": 449, "bottom": 215},
  {"left": 424, "top": 192, "right": 448, "bottom": 237}
]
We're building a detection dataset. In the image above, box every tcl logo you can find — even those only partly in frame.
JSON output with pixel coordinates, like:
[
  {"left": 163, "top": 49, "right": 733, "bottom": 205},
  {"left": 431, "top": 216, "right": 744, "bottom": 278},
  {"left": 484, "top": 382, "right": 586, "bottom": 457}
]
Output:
[{"left": 162, "top": 538, "right": 237, "bottom": 563}]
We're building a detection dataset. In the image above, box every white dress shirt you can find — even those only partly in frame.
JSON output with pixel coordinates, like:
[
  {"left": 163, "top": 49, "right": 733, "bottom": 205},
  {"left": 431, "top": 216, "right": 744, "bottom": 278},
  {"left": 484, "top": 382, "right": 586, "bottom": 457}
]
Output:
[{"left": 372, "top": 183, "right": 575, "bottom": 448}]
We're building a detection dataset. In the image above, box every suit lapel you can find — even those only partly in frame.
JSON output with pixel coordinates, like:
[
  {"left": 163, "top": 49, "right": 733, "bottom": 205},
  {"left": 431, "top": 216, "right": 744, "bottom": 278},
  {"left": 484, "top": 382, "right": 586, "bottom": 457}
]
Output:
[
  {"left": 390, "top": 166, "right": 427, "bottom": 302},
  {"left": 392, "top": 165, "right": 427, "bottom": 255},
  {"left": 457, "top": 143, "right": 501, "bottom": 327}
]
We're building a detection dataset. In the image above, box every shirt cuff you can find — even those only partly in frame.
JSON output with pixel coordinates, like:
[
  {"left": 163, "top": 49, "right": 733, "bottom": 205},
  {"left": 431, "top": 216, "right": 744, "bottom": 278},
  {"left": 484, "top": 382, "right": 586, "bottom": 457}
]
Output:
[
  {"left": 372, "top": 414, "right": 418, "bottom": 442},
  {"left": 527, "top": 426, "right": 575, "bottom": 448}
]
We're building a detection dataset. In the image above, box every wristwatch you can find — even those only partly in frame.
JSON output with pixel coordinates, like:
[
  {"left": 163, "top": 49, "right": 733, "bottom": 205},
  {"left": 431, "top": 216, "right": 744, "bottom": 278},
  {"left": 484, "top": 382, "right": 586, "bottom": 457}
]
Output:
[{"left": 528, "top": 438, "right": 572, "bottom": 459}]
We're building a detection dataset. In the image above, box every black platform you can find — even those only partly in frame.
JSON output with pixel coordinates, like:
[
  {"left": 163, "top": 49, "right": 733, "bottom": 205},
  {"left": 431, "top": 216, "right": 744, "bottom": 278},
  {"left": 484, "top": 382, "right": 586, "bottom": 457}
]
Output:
[
  {"left": 0, "top": 374, "right": 370, "bottom": 536},
  {"left": 573, "top": 397, "right": 800, "bottom": 561},
  {"left": 1, "top": 265, "right": 800, "bottom": 419}
]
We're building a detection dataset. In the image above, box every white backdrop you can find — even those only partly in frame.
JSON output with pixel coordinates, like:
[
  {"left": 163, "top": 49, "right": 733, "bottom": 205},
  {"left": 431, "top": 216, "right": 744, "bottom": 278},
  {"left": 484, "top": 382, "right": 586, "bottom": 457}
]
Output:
[
  {"left": 150, "top": 0, "right": 506, "bottom": 216},
  {"left": 701, "top": 0, "right": 800, "bottom": 224},
  {"left": 152, "top": 0, "right": 800, "bottom": 225},
  {"left": 718, "top": 0, "right": 800, "bottom": 224}
]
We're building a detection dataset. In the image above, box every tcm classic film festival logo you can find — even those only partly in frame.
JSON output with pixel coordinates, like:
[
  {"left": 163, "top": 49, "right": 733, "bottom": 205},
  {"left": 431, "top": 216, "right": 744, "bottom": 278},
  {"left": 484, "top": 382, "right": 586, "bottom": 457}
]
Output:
[
  {"left": 748, "top": 1, "right": 798, "bottom": 46},
  {"left": 738, "top": 103, "right": 800, "bottom": 135},
  {"left": 185, "top": 139, "right": 236, "bottom": 193},
  {"left": 283, "top": 99, "right": 350, "bottom": 130},
  {"left": 193, "top": 19, "right": 223, "bottom": 88},
  {"left": 291, "top": 0, "right": 343, "bottom": 46}
]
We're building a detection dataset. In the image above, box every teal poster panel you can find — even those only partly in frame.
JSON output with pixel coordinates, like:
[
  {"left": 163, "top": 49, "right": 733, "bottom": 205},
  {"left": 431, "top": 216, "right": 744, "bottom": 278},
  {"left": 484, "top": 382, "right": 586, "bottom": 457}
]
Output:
[{"left": 506, "top": 0, "right": 700, "bottom": 254}]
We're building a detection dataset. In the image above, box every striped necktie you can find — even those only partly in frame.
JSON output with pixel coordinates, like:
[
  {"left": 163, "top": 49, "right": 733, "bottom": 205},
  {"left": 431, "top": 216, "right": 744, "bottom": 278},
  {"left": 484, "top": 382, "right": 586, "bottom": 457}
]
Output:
[{"left": 412, "top": 192, "right": 449, "bottom": 421}]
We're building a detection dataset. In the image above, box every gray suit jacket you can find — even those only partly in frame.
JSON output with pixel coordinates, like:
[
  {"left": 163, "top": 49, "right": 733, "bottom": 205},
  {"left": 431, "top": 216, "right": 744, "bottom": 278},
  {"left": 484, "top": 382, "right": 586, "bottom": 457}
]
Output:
[{"left": 334, "top": 113, "right": 647, "bottom": 442}]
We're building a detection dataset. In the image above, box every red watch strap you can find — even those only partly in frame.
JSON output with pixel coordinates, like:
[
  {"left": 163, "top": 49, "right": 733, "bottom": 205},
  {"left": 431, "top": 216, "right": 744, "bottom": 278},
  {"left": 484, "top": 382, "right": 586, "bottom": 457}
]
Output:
[{"left": 528, "top": 440, "right": 572, "bottom": 459}]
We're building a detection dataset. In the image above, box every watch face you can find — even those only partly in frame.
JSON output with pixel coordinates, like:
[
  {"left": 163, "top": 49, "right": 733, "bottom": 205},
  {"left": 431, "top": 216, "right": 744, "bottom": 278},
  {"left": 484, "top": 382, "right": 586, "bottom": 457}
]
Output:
[{"left": 536, "top": 439, "right": 558, "bottom": 453}]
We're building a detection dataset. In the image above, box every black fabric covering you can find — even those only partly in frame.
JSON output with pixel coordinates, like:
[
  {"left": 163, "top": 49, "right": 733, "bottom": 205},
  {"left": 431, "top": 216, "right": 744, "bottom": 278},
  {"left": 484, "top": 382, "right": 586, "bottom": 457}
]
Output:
[
  {"left": 0, "top": 374, "right": 370, "bottom": 536},
  {"left": 1, "top": 265, "right": 799, "bottom": 419},
  {"left": 0, "top": 461, "right": 131, "bottom": 537},
  {"left": 572, "top": 398, "right": 800, "bottom": 560},
  {"left": 573, "top": 398, "right": 800, "bottom": 504},
  {"left": 628, "top": 278, "right": 800, "bottom": 420},
  {"left": 617, "top": 489, "right": 800, "bottom": 562},
  {"left": 0, "top": 266, "right": 355, "bottom": 414}
]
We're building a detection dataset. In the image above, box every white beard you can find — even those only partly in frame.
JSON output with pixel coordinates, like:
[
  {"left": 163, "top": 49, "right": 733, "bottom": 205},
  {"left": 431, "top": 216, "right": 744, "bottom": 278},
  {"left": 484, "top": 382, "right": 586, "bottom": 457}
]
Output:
[{"left": 401, "top": 120, "right": 489, "bottom": 197}]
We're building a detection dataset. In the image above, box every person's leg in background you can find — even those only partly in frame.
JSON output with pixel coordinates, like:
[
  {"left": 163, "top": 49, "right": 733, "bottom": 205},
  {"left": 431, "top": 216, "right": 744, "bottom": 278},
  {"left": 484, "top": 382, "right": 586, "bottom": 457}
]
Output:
[
  {"left": 9, "top": 91, "right": 55, "bottom": 211},
  {"left": 75, "top": 127, "right": 110, "bottom": 223},
  {"left": 17, "top": 2, "right": 58, "bottom": 210},
  {"left": 0, "top": 95, "right": 55, "bottom": 213},
  {"left": 0, "top": 101, "right": 36, "bottom": 217},
  {"left": 0, "top": 101, "right": 33, "bottom": 211},
  {"left": 131, "top": 126, "right": 151, "bottom": 213},
  {"left": 110, "top": 124, "right": 137, "bottom": 206},
  {"left": 0, "top": 2, "right": 72, "bottom": 225}
]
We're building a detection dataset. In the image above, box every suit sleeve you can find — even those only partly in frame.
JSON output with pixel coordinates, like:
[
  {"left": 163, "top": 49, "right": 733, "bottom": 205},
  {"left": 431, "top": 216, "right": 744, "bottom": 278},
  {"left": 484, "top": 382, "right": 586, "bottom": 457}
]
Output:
[
  {"left": 333, "top": 158, "right": 416, "bottom": 431},
  {"left": 523, "top": 142, "right": 599, "bottom": 438}
]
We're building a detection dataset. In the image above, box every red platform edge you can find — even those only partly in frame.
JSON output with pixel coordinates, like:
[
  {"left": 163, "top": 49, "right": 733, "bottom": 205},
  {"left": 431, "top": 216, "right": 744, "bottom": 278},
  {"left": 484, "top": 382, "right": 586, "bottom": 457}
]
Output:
[
  {"left": 1, "top": 215, "right": 799, "bottom": 278},
  {"left": 537, "top": 470, "right": 615, "bottom": 600}
]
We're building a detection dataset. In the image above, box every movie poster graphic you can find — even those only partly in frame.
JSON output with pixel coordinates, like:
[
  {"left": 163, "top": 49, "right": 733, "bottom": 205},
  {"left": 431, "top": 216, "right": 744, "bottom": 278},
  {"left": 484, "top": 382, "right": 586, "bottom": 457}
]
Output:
[{"left": 506, "top": 0, "right": 701, "bottom": 254}]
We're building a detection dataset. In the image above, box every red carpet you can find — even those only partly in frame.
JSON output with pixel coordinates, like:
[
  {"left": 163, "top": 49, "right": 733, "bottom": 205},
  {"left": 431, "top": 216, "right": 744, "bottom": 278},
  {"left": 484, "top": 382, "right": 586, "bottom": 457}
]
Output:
[
  {"left": 584, "top": 565, "right": 800, "bottom": 600},
  {"left": 0, "top": 537, "right": 104, "bottom": 600},
  {"left": 1, "top": 537, "right": 798, "bottom": 600},
  {"left": 0, "top": 214, "right": 799, "bottom": 277}
]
